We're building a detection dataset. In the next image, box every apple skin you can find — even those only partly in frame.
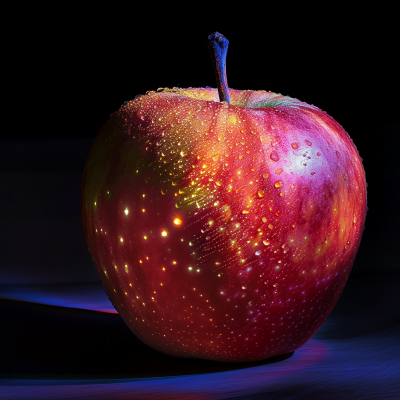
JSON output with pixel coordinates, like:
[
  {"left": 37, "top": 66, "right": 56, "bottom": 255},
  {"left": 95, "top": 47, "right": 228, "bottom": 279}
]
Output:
[{"left": 81, "top": 87, "right": 367, "bottom": 362}]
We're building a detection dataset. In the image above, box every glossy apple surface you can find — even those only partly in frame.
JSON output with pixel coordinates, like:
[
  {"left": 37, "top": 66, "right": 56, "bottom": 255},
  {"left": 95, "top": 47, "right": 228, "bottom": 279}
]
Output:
[{"left": 81, "top": 86, "right": 367, "bottom": 362}]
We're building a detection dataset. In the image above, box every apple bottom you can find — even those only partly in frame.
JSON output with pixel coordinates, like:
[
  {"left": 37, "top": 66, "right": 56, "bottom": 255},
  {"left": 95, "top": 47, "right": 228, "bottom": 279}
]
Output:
[
  {"left": 93, "top": 189, "right": 352, "bottom": 363},
  {"left": 105, "top": 275, "right": 346, "bottom": 363}
]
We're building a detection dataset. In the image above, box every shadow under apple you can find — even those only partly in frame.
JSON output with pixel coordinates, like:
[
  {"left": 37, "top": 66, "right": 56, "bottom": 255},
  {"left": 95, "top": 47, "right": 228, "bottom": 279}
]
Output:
[{"left": 0, "top": 299, "right": 293, "bottom": 379}]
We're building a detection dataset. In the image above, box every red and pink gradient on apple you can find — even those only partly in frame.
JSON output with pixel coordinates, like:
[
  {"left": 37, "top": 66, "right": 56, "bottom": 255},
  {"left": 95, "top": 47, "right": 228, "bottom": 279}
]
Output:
[{"left": 81, "top": 33, "right": 366, "bottom": 362}]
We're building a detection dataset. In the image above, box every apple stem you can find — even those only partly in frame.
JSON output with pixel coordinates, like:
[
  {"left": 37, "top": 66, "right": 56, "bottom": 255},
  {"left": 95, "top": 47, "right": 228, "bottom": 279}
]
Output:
[{"left": 205, "top": 32, "right": 231, "bottom": 104}]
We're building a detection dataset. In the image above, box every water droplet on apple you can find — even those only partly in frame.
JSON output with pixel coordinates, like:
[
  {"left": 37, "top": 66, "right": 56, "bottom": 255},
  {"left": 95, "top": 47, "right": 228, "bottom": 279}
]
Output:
[
  {"left": 311, "top": 172, "right": 316, "bottom": 175},
  {"left": 291, "top": 142, "right": 298, "bottom": 149},
  {"left": 274, "top": 180, "right": 283, "bottom": 188},
  {"left": 263, "top": 173, "right": 269, "bottom": 179},
  {"left": 255, "top": 250, "right": 262, "bottom": 256},
  {"left": 305, "top": 140, "right": 312, "bottom": 146},
  {"left": 270, "top": 152, "right": 279, "bottom": 162},
  {"left": 271, "top": 140, "right": 280, "bottom": 147},
  {"left": 263, "top": 240, "right": 270, "bottom": 245},
  {"left": 258, "top": 190, "right": 264, "bottom": 198},
  {"left": 275, "top": 168, "right": 283, "bottom": 174},
  {"left": 317, "top": 152, "right": 321, "bottom": 156}
]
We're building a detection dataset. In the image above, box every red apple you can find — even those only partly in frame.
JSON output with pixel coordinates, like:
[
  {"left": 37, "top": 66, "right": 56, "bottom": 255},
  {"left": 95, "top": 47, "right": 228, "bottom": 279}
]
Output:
[{"left": 81, "top": 32, "right": 367, "bottom": 362}]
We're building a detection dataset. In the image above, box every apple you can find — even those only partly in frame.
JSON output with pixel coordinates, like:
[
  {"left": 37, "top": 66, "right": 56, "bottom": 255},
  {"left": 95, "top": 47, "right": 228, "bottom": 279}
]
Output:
[{"left": 81, "top": 32, "right": 367, "bottom": 362}]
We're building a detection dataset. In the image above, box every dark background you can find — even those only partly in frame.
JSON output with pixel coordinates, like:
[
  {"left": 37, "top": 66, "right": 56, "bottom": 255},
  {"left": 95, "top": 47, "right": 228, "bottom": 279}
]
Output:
[
  {"left": 1, "top": 6, "right": 399, "bottom": 284},
  {"left": 1, "top": 4, "right": 399, "bottom": 400}
]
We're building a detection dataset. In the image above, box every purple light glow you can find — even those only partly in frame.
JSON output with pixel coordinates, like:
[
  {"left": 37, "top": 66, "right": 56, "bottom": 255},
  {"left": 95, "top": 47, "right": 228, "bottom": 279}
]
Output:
[
  {"left": 0, "top": 283, "right": 117, "bottom": 314},
  {"left": 0, "top": 340, "right": 327, "bottom": 399}
]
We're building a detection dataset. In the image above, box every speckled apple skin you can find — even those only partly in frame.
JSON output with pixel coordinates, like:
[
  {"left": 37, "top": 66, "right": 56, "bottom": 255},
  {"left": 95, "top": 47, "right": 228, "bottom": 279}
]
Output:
[{"left": 81, "top": 88, "right": 367, "bottom": 362}]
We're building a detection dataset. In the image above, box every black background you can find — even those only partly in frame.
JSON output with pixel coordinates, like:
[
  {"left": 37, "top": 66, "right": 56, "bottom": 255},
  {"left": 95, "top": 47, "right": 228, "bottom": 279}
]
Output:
[
  {"left": 1, "top": 4, "right": 399, "bottom": 399},
  {"left": 2, "top": 5, "right": 399, "bottom": 283}
]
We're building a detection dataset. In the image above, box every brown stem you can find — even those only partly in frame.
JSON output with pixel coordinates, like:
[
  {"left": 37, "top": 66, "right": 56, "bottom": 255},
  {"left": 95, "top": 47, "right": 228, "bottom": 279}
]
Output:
[{"left": 205, "top": 32, "right": 230, "bottom": 104}]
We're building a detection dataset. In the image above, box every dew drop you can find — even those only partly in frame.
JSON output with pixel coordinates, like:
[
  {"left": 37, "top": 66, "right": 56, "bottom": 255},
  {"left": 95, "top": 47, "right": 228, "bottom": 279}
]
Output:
[
  {"left": 270, "top": 152, "right": 279, "bottom": 162},
  {"left": 255, "top": 250, "right": 262, "bottom": 256},
  {"left": 271, "top": 140, "right": 280, "bottom": 147},
  {"left": 216, "top": 181, "right": 222, "bottom": 186},
  {"left": 274, "top": 180, "right": 283, "bottom": 188},
  {"left": 268, "top": 224, "right": 274, "bottom": 229},
  {"left": 291, "top": 142, "right": 298, "bottom": 149},
  {"left": 311, "top": 172, "right": 316, "bottom": 175},
  {"left": 317, "top": 152, "right": 321, "bottom": 156},
  {"left": 262, "top": 217, "right": 267, "bottom": 223},
  {"left": 263, "top": 173, "right": 269, "bottom": 179},
  {"left": 263, "top": 240, "right": 270, "bottom": 246},
  {"left": 305, "top": 140, "right": 312, "bottom": 146},
  {"left": 258, "top": 190, "right": 264, "bottom": 198},
  {"left": 242, "top": 210, "right": 250, "bottom": 214},
  {"left": 275, "top": 167, "right": 283, "bottom": 174}
]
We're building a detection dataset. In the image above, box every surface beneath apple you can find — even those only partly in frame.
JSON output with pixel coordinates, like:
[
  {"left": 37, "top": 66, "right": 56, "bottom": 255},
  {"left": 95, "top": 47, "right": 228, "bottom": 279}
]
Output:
[{"left": 81, "top": 87, "right": 367, "bottom": 362}]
